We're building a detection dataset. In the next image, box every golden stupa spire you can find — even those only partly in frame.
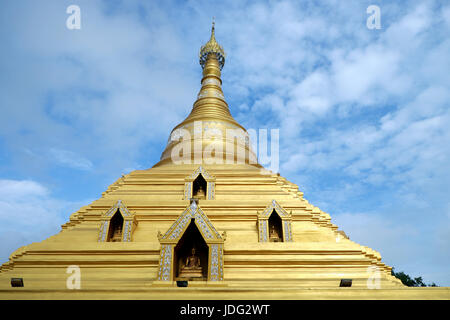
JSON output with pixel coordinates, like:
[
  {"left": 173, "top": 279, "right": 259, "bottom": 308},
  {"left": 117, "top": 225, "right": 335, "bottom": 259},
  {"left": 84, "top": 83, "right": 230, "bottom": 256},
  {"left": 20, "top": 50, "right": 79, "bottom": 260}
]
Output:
[{"left": 155, "top": 21, "right": 257, "bottom": 167}]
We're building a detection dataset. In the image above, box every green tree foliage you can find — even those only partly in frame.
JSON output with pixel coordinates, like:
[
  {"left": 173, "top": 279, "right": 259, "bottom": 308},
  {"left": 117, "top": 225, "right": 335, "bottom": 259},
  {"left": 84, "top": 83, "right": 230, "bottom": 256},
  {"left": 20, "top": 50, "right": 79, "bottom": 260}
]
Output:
[{"left": 391, "top": 268, "right": 438, "bottom": 287}]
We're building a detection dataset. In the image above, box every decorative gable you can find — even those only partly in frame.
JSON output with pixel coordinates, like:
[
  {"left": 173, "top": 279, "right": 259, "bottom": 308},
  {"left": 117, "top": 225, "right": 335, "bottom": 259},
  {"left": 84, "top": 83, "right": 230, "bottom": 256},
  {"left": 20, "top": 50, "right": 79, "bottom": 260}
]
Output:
[
  {"left": 97, "top": 200, "right": 137, "bottom": 242},
  {"left": 257, "top": 200, "right": 293, "bottom": 242},
  {"left": 183, "top": 165, "right": 216, "bottom": 200},
  {"left": 156, "top": 201, "right": 224, "bottom": 282},
  {"left": 159, "top": 201, "right": 223, "bottom": 243}
]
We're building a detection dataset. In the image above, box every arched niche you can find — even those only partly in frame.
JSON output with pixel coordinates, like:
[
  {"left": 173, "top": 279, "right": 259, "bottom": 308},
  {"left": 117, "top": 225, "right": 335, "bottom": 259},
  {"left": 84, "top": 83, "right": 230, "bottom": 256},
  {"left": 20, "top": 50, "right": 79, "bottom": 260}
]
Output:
[
  {"left": 97, "top": 200, "right": 137, "bottom": 242},
  {"left": 257, "top": 200, "right": 293, "bottom": 242},
  {"left": 184, "top": 166, "right": 216, "bottom": 200},
  {"left": 155, "top": 201, "right": 224, "bottom": 283},
  {"left": 174, "top": 219, "right": 209, "bottom": 279},
  {"left": 192, "top": 174, "right": 208, "bottom": 200},
  {"left": 268, "top": 210, "right": 283, "bottom": 242},
  {"left": 107, "top": 209, "right": 124, "bottom": 242}
]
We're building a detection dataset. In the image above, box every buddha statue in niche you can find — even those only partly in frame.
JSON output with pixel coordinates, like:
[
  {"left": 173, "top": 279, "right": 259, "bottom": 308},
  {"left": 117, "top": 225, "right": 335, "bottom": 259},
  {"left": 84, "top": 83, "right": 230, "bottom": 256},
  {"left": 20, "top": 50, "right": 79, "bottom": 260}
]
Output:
[
  {"left": 179, "top": 248, "right": 203, "bottom": 278},
  {"left": 110, "top": 225, "right": 123, "bottom": 242},
  {"left": 194, "top": 185, "right": 206, "bottom": 199},
  {"left": 269, "top": 224, "right": 281, "bottom": 242}
]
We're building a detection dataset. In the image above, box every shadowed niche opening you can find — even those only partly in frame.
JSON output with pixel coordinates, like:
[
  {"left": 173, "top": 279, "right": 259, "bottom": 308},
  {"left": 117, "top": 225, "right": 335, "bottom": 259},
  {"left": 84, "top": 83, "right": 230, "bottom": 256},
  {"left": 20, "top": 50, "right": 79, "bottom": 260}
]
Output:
[
  {"left": 174, "top": 219, "right": 208, "bottom": 279},
  {"left": 107, "top": 210, "right": 124, "bottom": 242},
  {"left": 192, "top": 173, "right": 207, "bottom": 199},
  {"left": 268, "top": 210, "right": 283, "bottom": 242}
]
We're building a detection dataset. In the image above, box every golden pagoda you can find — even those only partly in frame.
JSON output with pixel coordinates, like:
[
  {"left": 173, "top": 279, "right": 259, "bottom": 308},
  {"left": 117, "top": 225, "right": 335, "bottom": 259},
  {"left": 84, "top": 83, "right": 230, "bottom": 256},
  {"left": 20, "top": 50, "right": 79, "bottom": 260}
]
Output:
[{"left": 0, "top": 23, "right": 448, "bottom": 300}]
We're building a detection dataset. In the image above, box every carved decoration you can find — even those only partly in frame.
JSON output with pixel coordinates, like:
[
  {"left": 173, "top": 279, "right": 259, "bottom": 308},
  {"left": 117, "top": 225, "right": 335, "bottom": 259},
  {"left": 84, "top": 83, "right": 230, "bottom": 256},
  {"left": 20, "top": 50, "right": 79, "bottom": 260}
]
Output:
[
  {"left": 161, "top": 202, "right": 222, "bottom": 242},
  {"left": 157, "top": 244, "right": 173, "bottom": 281},
  {"left": 258, "top": 220, "right": 268, "bottom": 242},
  {"left": 209, "top": 243, "right": 224, "bottom": 281}
]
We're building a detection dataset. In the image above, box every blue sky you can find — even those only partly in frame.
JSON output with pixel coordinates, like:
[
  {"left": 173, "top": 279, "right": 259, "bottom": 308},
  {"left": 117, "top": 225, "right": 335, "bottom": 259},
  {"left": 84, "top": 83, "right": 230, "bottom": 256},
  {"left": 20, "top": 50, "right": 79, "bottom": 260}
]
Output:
[{"left": 0, "top": 0, "right": 449, "bottom": 285}]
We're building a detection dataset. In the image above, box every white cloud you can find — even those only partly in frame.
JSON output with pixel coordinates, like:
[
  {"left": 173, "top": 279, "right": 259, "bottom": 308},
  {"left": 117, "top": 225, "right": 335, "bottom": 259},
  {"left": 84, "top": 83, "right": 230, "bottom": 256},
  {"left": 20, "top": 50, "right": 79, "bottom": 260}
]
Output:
[
  {"left": 49, "top": 148, "right": 93, "bottom": 171},
  {"left": 0, "top": 0, "right": 198, "bottom": 176},
  {"left": 0, "top": 179, "right": 48, "bottom": 200},
  {"left": 331, "top": 45, "right": 403, "bottom": 103},
  {"left": 0, "top": 179, "right": 88, "bottom": 264},
  {"left": 289, "top": 71, "right": 332, "bottom": 116}
]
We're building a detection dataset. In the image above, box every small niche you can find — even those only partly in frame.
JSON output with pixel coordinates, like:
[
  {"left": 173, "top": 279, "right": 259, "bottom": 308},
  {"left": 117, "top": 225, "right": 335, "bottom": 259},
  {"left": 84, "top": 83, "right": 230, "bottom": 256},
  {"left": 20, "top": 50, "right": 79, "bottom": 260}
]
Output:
[
  {"left": 107, "top": 210, "right": 124, "bottom": 242},
  {"left": 192, "top": 174, "right": 207, "bottom": 199},
  {"left": 268, "top": 210, "right": 283, "bottom": 242}
]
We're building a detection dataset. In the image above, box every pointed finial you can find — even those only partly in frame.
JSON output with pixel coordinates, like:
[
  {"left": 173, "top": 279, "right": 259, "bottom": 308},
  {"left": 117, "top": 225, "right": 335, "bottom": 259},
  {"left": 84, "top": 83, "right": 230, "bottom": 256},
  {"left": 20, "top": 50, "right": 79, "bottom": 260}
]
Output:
[{"left": 199, "top": 19, "right": 225, "bottom": 70}]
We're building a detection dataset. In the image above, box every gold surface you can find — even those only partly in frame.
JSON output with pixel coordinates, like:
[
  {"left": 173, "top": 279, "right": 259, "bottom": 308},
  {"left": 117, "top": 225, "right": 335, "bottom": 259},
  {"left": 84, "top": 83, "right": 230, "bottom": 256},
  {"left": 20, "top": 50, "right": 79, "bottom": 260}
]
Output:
[{"left": 0, "top": 25, "right": 448, "bottom": 300}]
